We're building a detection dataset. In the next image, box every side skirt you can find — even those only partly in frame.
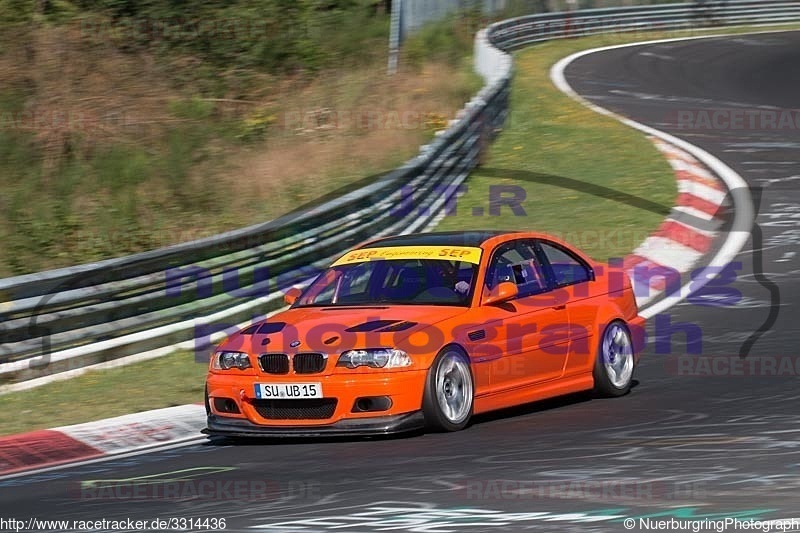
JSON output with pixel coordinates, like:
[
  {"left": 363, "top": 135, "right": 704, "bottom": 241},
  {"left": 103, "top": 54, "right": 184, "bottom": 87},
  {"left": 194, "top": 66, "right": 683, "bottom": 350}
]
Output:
[{"left": 473, "top": 374, "right": 594, "bottom": 415}]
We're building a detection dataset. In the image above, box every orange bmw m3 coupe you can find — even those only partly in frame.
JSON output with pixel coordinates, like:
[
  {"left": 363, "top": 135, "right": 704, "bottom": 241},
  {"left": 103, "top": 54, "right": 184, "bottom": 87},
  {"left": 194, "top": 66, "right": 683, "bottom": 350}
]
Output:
[{"left": 204, "top": 231, "right": 645, "bottom": 437}]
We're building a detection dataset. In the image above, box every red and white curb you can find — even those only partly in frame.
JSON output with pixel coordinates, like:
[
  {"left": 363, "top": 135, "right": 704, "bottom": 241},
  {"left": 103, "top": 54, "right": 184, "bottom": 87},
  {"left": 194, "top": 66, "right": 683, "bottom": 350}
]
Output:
[
  {"left": 0, "top": 404, "right": 206, "bottom": 477},
  {"left": 551, "top": 35, "right": 753, "bottom": 323},
  {"left": 626, "top": 137, "right": 730, "bottom": 301}
]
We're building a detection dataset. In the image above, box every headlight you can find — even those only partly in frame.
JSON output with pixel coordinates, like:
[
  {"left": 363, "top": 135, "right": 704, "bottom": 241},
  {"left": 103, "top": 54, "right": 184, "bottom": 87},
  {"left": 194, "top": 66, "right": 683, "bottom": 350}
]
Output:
[
  {"left": 213, "top": 351, "right": 252, "bottom": 370},
  {"left": 337, "top": 348, "right": 411, "bottom": 369}
]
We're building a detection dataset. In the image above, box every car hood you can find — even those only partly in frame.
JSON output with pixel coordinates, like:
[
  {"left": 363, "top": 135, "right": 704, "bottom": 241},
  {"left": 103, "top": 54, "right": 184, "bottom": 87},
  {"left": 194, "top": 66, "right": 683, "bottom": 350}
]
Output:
[{"left": 220, "top": 305, "right": 469, "bottom": 355}]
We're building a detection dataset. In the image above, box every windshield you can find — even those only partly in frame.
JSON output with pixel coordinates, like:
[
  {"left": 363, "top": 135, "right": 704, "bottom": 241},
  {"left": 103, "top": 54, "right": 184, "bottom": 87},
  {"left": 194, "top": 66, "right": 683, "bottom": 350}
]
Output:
[{"left": 296, "top": 258, "right": 478, "bottom": 307}]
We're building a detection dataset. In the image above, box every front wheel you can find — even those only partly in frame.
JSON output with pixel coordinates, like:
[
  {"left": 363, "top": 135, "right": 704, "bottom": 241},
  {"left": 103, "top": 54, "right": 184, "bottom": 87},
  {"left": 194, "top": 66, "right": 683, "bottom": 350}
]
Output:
[
  {"left": 593, "top": 321, "right": 635, "bottom": 397},
  {"left": 422, "top": 347, "right": 474, "bottom": 432}
]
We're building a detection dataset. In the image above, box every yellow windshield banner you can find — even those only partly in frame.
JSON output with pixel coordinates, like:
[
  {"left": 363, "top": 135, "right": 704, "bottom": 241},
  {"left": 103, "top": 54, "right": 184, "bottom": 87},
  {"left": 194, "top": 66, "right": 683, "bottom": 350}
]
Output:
[{"left": 333, "top": 246, "right": 483, "bottom": 266}]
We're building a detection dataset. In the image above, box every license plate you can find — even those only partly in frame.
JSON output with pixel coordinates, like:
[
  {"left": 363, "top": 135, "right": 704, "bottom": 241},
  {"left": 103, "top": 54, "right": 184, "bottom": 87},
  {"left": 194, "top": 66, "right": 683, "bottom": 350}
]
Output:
[{"left": 254, "top": 383, "right": 322, "bottom": 399}]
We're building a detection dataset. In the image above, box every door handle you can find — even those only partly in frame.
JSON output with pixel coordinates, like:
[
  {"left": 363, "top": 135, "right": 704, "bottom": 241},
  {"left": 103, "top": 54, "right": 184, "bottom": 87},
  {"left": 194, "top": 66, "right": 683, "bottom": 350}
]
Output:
[{"left": 551, "top": 304, "right": 566, "bottom": 310}]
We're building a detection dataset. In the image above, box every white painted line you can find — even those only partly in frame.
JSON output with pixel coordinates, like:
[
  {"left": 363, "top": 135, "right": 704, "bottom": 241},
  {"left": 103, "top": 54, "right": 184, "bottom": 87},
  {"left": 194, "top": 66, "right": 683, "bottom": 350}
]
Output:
[
  {"left": 639, "top": 51, "right": 675, "bottom": 61},
  {"left": 677, "top": 180, "right": 728, "bottom": 206},
  {"left": 653, "top": 143, "right": 699, "bottom": 165},
  {"left": 550, "top": 32, "right": 755, "bottom": 320},
  {"left": 665, "top": 217, "right": 717, "bottom": 238},
  {"left": 672, "top": 205, "right": 721, "bottom": 222},
  {"left": 668, "top": 158, "right": 718, "bottom": 181},
  {"left": 633, "top": 236, "right": 704, "bottom": 273}
]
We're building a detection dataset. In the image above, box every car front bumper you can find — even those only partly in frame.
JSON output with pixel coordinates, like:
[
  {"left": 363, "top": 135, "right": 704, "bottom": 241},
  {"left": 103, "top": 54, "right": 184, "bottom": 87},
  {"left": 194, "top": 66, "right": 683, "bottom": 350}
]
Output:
[
  {"left": 204, "top": 410, "right": 426, "bottom": 438},
  {"left": 206, "top": 368, "right": 428, "bottom": 432}
]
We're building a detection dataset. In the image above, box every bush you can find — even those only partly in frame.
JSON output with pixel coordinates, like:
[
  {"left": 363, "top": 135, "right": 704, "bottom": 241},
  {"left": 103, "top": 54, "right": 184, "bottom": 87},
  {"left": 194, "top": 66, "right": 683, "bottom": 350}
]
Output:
[
  {"left": 68, "top": 0, "right": 388, "bottom": 74},
  {"left": 402, "top": 9, "right": 482, "bottom": 70}
]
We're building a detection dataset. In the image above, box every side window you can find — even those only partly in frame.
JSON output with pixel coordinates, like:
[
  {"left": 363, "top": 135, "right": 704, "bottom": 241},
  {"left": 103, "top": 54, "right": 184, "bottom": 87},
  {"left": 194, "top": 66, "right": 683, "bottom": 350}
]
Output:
[
  {"left": 538, "top": 241, "right": 591, "bottom": 287},
  {"left": 486, "top": 240, "right": 548, "bottom": 298}
]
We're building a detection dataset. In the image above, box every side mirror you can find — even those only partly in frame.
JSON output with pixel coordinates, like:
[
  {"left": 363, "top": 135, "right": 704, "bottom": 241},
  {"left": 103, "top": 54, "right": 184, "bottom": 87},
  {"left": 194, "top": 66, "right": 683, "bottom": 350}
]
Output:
[
  {"left": 482, "top": 281, "right": 519, "bottom": 306},
  {"left": 284, "top": 287, "right": 302, "bottom": 306}
]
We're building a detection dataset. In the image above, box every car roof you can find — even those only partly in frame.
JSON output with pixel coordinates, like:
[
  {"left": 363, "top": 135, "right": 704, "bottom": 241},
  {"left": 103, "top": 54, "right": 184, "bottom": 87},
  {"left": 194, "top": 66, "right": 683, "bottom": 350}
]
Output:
[{"left": 361, "top": 231, "right": 519, "bottom": 249}]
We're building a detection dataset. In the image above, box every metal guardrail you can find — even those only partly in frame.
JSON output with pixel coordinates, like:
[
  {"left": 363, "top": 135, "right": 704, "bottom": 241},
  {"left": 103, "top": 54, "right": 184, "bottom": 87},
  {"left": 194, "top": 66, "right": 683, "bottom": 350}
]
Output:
[
  {"left": 489, "top": 1, "right": 800, "bottom": 49},
  {"left": 1, "top": 0, "right": 798, "bottom": 387}
]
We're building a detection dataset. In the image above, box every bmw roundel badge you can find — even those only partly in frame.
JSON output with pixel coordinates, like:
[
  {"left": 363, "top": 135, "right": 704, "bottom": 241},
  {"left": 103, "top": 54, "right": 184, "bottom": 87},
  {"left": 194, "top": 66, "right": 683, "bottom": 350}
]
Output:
[{"left": 289, "top": 340, "right": 301, "bottom": 348}]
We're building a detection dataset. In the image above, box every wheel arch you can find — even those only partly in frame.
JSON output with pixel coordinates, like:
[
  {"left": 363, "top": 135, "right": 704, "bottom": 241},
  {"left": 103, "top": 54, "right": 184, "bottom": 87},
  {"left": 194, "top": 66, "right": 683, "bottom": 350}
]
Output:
[
  {"left": 593, "top": 301, "right": 630, "bottom": 340},
  {"left": 439, "top": 342, "right": 470, "bottom": 358},
  {"left": 436, "top": 342, "right": 474, "bottom": 383}
]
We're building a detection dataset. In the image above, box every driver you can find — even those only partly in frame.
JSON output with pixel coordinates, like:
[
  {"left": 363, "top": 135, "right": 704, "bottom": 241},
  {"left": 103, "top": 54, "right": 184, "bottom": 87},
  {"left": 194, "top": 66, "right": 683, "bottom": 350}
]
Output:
[{"left": 430, "top": 260, "right": 471, "bottom": 296}]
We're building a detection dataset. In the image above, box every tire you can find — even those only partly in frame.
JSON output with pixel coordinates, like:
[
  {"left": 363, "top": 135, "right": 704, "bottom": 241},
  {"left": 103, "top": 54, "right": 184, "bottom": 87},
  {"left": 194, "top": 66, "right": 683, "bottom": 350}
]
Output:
[
  {"left": 593, "top": 320, "right": 635, "bottom": 397},
  {"left": 422, "top": 347, "right": 474, "bottom": 432}
]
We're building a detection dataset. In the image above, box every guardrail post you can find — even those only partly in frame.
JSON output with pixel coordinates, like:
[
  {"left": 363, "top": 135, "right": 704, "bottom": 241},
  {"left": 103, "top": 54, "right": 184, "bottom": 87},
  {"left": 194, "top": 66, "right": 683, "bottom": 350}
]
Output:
[{"left": 388, "top": 0, "right": 403, "bottom": 75}]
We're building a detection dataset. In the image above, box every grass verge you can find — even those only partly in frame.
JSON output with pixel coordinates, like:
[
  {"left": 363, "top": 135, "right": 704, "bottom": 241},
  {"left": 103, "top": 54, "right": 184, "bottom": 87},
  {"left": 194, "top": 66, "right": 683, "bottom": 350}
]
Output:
[{"left": 3, "top": 23, "right": 799, "bottom": 437}]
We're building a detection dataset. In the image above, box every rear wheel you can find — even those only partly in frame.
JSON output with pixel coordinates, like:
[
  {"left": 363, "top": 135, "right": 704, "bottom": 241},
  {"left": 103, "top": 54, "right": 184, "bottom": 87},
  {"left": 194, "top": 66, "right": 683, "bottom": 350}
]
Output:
[
  {"left": 422, "top": 347, "right": 474, "bottom": 432},
  {"left": 593, "top": 321, "right": 634, "bottom": 397}
]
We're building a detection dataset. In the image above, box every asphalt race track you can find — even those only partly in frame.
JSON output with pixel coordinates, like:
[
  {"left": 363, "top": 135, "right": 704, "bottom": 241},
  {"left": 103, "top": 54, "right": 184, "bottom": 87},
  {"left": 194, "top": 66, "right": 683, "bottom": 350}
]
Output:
[{"left": 2, "top": 31, "right": 799, "bottom": 532}]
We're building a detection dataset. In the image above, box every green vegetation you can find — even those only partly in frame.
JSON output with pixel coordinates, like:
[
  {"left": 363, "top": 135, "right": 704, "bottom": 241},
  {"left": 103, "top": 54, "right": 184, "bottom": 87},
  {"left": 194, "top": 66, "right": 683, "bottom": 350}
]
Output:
[
  {"left": 0, "top": 1, "right": 482, "bottom": 277},
  {"left": 3, "top": 1, "right": 391, "bottom": 73},
  {"left": 404, "top": 9, "right": 486, "bottom": 69}
]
